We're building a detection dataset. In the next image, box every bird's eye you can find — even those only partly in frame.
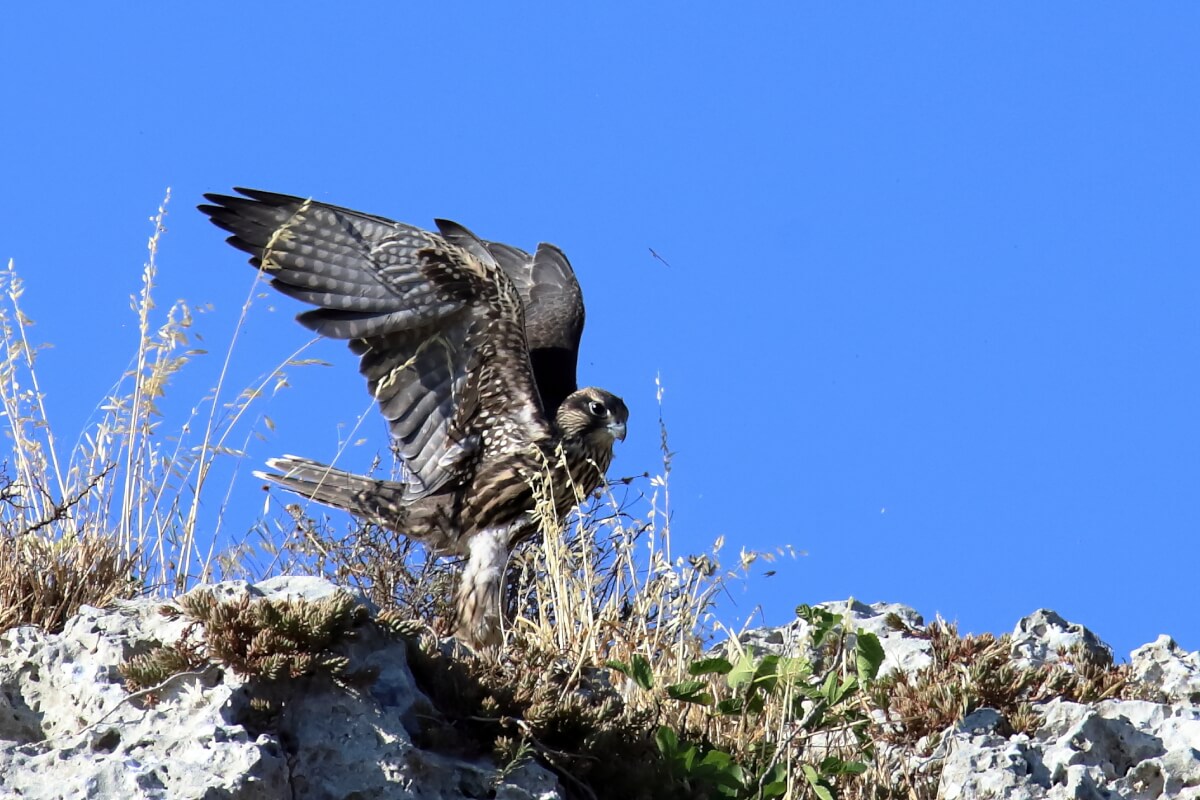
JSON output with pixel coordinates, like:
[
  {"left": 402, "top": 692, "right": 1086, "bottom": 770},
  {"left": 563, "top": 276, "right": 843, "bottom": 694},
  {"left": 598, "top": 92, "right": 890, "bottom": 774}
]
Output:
[{"left": 588, "top": 400, "right": 608, "bottom": 417}]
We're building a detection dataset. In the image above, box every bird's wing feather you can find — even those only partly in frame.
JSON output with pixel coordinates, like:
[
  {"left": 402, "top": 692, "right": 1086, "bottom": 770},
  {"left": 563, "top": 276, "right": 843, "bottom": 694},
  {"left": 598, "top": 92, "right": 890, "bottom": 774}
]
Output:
[
  {"left": 200, "top": 189, "right": 551, "bottom": 499},
  {"left": 436, "top": 220, "right": 584, "bottom": 416}
]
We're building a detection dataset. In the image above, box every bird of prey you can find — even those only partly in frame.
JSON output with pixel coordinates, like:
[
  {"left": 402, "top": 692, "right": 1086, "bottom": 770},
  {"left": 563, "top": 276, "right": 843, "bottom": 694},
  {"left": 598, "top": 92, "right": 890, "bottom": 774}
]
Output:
[{"left": 199, "top": 189, "right": 628, "bottom": 648}]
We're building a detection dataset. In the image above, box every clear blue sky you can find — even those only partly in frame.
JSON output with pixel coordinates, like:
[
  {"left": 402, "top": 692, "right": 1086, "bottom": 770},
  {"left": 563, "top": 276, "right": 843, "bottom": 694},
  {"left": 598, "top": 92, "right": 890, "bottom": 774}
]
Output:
[{"left": 3, "top": 5, "right": 1198, "bottom": 660}]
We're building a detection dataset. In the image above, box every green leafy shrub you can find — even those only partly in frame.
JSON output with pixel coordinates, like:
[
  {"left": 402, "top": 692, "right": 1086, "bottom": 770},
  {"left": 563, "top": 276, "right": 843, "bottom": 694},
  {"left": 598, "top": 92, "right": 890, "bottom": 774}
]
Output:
[{"left": 609, "top": 604, "right": 884, "bottom": 800}]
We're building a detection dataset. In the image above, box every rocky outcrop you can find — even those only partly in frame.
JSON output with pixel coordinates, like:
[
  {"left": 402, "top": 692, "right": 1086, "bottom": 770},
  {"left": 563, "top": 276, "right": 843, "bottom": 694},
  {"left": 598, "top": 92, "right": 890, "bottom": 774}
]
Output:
[
  {"left": 938, "top": 697, "right": 1200, "bottom": 800},
  {"left": 0, "top": 577, "right": 562, "bottom": 800},
  {"left": 936, "top": 612, "right": 1200, "bottom": 800},
  {"left": 4, "top": 582, "right": 1199, "bottom": 799},
  {"left": 762, "top": 600, "right": 1200, "bottom": 800}
]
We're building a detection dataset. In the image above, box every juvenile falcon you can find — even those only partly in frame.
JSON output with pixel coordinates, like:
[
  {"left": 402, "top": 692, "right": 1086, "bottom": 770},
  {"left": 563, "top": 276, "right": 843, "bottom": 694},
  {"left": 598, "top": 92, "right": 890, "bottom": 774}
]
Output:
[{"left": 199, "top": 189, "right": 628, "bottom": 648}]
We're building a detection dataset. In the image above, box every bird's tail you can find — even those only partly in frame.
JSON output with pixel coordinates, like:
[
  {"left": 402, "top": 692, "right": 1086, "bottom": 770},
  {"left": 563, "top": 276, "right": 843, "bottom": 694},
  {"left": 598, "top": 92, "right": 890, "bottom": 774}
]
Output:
[{"left": 256, "top": 454, "right": 415, "bottom": 531}]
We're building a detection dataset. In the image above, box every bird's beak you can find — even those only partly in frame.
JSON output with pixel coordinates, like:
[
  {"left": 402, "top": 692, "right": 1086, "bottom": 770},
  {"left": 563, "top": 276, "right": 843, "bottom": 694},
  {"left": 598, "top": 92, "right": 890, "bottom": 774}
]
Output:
[{"left": 608, "top": 420, "right": 627, "bottom": 442}]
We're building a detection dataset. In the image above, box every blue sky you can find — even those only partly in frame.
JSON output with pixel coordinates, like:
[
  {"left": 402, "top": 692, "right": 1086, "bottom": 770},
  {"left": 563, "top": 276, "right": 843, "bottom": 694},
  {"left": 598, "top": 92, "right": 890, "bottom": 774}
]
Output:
[{"left": 3, "top": 5, "right": 1198, "bottom": 659}]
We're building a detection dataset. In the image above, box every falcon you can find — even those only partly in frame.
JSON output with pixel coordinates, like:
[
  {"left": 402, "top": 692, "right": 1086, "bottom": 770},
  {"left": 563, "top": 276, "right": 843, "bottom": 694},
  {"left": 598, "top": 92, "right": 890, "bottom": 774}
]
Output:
[{"left": 199, "top": 189, "right": 628, "bottom": 648}]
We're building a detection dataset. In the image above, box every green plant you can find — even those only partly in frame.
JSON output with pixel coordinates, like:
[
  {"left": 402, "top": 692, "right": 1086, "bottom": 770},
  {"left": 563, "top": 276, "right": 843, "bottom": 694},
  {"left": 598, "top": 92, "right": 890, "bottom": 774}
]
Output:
[{"left": 608, "top": 604, "right": 884, "bottom": 800}]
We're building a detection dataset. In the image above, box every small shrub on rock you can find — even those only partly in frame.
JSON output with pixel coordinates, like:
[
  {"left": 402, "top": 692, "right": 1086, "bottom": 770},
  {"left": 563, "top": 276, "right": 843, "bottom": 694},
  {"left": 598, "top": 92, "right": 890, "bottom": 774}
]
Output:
[{"left": 121, "top": 589, "right": 377, "bottom": 704}]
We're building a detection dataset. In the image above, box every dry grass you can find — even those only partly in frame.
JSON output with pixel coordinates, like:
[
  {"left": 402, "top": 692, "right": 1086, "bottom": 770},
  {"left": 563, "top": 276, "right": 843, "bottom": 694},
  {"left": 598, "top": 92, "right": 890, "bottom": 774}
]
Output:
[
  {"left": 265, "top": 498, "right": 461, "bottom": 629},
  {"left": 0, "top": 526, "right": 137, "bottom": 633},
  {"left": 0, "top": 190, "right": 310, "bottom": 631}
]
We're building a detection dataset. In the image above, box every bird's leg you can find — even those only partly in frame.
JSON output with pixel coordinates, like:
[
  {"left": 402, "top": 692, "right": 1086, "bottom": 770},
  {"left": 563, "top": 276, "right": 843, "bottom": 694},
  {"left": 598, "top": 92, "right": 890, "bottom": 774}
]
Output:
[{"left": 453, "top": 526, "right": 510, "bottom": 650}]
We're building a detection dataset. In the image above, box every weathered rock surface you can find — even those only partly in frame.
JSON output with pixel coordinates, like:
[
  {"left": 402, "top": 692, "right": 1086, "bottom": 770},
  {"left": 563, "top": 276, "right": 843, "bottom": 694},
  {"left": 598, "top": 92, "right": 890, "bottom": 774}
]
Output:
[
  {"left": 816, "top": 604, "right": 1200, "bottom": 796},
  {"left": 5, "top": 583, "right": 1200, "bottom": 799},
  {"left": 1132, "top": 635, "right": 1200, "bottom": 705},
  {"left": 935, "top": 610, "right": 1200, "bottom": 800},
  {"left": 937, "top": 696, "right": 1200, "bottom": 800},
  {"left": 774, "top": 600, "right": 1200, "bottom": 799},
  {"left": 1009, "top": 608, "right": 1113, "bottom": 669},
  {"left": 0, "top": 577, "right": 563, "bottom": 800},
  {"left": 738, "top": 598, "right": 934, "bottom": 675}
]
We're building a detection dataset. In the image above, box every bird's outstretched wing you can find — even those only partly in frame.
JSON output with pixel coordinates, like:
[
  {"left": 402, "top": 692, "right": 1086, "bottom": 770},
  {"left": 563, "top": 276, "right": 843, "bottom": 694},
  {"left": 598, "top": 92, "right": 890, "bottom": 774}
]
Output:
[
  {"left": 199, "top": 188, "right": 551, "bottom": 500},
  {"left": 435, "top": 221, "right": 584, "bottom": 417}
]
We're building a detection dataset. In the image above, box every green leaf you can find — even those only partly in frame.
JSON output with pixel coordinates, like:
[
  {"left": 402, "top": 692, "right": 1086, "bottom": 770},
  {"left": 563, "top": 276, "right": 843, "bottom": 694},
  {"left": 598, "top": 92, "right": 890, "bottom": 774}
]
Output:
[
  {"left": 654, "top": 725, "right": 678, "bottom": 758},
  {"left": 716, "top": 697, "right": 744, "bottom": 716},
  {"left": 604, "top": 659, "right": 629, "bottom": 676},
  {"left": 688, "top": 657, "right": 733, "bottom": 676},
  {"left": 819, "top": 756, "right": 846, "bottom": 774},
  {"left": 630, "top": 653, "right": 654, "bottom": 690},
  {"left": 751, "top": 654, "right": 781, "bottom": 695},
  {"left": 759, "top": 762, "right": 789, "bottom": 798},
  {"left": 803, "top": 765, "right": 837, "bottom": 800},
  {"left": 838, "top": 676, "right": 859, "bottom": 705},
  {"left": 695, "top": 751, "right": 744, "bottom": 791},
  {"left": 723, "top": 762, "right": 746, "bottom": 789},
  {"left": 727, "top": 653, "right": 756, "bottom": 689},
  {"left": 698, "top": 749, "right": 733, "bottom": 770},
  {"left": 793, "top": 681, "right": 824, "bottom": 703},
  {"left": 820, "top": 670, "right": 839, "bottom": 703},
  {"left": 796, "top": 604, "right": 839, "bottom": 647},
  {"left": 855, "top": 630, "right": 885, "bottom": 683},
  {"left": 761, "top": 780, "right": 788, "bottom": 798},
  {"left": 680, "top": 742, "right": 697, "bottom": 772},
  {"left": 776, "top": 655, "right": 812, "bottom": 686},
  {"left": 753, "top": 654, "right": 780, "bottom": 674},
  {"left": 666, "top": 680, "right": 714, "bottom": 705}
]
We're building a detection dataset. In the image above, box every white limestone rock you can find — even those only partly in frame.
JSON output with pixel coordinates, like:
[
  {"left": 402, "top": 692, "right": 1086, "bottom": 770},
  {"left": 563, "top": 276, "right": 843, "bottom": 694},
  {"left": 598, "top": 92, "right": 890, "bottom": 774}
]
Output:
[
  {"left": 736, "top": 599, "right": 932, "bottom": 676},
  {"left": 0, "top": 577, "right": 564, "bottom": 800},
  {"left": 1010, "top": 609, "right": 1112, "bottom": 669},
  {"left": 734, "top": 603, "right": 1200, "bottom": 799},
  {"left": 9, "top": 585, "right": 1200, "bottom": 800},
  {"left": 938, "top": 731, "right": 1050, "bottom": 800},
  {"left": 938, "top": 695, "right": 1200, "bottom": 800},
  {"left": 1132, "top": 635, "right": 1200, "bottom": 704},
  {"left": 936, "top": 654, "right": 1200, "bottom": 798}
]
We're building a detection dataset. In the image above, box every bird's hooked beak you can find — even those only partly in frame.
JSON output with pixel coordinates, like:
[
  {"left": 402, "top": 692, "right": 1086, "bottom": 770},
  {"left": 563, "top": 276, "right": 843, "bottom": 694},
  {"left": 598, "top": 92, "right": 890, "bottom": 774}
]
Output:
[{"left": 608, "top": 420, "right": 627, "bottom": 442}]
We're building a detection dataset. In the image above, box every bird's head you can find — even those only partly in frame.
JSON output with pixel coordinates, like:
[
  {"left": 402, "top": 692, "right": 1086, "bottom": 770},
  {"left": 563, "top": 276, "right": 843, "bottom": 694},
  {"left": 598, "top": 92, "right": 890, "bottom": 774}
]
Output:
[{"left": 556, "top": 387, "right": 628, "bottom": 446}]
